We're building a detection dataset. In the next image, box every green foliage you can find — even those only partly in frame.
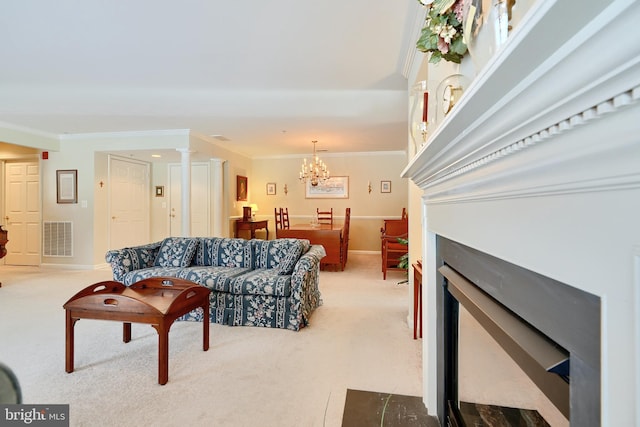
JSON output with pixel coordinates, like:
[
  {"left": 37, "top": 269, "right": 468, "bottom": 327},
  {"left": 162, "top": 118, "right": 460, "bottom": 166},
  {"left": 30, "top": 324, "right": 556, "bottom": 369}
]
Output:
[
  {"left": 396, "top": 237, "right": 409, "bottom": 270},
  {"left": 431, "top": 0, "right": 456, "bottom": 15},
  {"left": 415, "top": 0, "right": 467, "bottom": 65}
]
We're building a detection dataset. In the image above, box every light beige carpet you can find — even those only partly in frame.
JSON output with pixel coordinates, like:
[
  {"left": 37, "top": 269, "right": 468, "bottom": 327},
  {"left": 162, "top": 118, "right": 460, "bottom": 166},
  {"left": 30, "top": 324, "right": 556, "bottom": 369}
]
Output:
[{"left": 0, "top": 254, "right": 422, "bottom": 427}]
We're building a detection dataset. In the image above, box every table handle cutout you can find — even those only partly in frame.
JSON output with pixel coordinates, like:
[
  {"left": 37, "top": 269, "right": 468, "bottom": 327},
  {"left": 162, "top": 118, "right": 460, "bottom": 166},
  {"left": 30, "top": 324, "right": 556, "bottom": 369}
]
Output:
[
  {"left": 161, "top": 280, "right": 174, "bottom": 287},
  {"left": 103, "top": 298, "right": 118, "bottom": 306}
]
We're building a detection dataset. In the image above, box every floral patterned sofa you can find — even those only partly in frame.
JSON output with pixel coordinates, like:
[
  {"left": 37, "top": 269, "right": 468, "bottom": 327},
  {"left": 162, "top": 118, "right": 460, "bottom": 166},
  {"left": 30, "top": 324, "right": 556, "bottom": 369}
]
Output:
[{"left": 105, "top": 237, "right": 326, "bottom": 331}]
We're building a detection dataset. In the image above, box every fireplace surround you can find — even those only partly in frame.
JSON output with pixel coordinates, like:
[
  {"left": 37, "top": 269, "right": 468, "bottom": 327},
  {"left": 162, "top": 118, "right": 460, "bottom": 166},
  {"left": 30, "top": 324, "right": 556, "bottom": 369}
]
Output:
[
  {"left": 438, "top": 237, "right": 599, "bottom": 426},
  {"left": 402, "top": 0, "right": 640, "bottom": 425}
]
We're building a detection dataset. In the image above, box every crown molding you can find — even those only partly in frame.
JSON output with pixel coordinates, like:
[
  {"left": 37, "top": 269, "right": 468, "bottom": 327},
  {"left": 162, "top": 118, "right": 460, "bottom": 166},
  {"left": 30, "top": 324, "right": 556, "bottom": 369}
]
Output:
[
  {"left": 0, "top": 121, "right": 59, "bottom": 139},
  {"left": 402, "top": 3, "right": 427, "bottom": 80}
]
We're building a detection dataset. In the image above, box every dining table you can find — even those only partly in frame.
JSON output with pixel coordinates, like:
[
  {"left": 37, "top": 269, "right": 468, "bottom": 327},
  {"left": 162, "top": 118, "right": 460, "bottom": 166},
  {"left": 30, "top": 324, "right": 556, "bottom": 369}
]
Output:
[{"left": 276, "top": 223, "right": 344, "bottom": 270}]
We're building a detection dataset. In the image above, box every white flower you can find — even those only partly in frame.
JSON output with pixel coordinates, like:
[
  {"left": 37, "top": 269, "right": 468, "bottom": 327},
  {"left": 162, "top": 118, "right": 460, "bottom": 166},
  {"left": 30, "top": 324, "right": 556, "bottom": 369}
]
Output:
[{"left": 439, "top": 25, "right": 457, "bottom": 44}]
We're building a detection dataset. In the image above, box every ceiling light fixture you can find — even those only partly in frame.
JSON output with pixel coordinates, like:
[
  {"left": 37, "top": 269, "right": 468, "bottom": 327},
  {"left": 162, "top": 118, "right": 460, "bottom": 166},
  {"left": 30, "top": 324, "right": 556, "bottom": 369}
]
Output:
[{"left": 299, "top": 140, "right": 330, "bottom": 187}]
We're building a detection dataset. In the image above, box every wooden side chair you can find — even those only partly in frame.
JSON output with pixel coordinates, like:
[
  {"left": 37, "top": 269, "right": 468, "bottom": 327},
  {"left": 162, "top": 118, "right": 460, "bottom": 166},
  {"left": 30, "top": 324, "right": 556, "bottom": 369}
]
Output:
[
  {"left": 380, "top": 218, "right": 408, "bottom": 280},
  {"left": 340, "top": 208, "right": 351, "bottom": 271},
  {"left": 274, "top": 208, "right": 283, "bottom": 230},
  {"left": 316, "top": 208, "right": 333, "bottom": 225}
]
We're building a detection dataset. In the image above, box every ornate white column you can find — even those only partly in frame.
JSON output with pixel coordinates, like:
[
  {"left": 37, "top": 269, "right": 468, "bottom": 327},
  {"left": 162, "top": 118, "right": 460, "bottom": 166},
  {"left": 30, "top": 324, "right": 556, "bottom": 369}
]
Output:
[
  {"left": 177, "top": 148, "right": 192, "bottom": 237},
  {"left": 210, "top": 159, "right": 225, "bottom": 237}
]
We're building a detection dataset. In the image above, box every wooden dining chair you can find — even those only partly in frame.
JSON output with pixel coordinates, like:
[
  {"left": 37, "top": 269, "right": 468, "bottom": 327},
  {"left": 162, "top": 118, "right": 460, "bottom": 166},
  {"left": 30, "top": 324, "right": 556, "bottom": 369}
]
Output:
[
  {"left": 380, "top": 218, "right": 408, "bottom": 279},
  {"left": 340, "top": 208, "right": 351, "bottom": 270},
  {"left": 281, "top": 208, "right": 290, "bottom": 229},
  {"left": 274, "top": 208, "right": 283, "bottom": 230},
  {"left": 316, "top": 208, "right": 333, "bottom": 225}
]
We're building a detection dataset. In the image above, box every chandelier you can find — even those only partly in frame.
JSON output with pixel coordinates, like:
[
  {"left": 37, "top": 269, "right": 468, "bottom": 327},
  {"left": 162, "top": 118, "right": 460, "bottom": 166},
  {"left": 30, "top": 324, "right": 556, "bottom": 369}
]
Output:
[{"left": 299, "top": 140, "right": 330, "bottom": 186}]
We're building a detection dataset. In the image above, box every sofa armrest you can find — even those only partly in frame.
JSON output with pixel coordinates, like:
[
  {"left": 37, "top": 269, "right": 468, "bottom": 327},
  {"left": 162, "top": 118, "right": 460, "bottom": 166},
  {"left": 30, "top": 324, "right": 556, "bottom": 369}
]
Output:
[
  {"left": 292, "top": 245, "right": 326, "bottom": 277},
  {"left": 290, "top": 245, "right": 326, "bottom": 325},
  {"left": 105, "top": 241, "right": 162, "bottom": 282}
]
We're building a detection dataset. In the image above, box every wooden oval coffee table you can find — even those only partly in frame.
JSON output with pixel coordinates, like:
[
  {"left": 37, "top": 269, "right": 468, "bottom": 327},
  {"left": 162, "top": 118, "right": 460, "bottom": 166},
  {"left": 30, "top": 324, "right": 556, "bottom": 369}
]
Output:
[{"left": 63, "top": 277, "right": 210, "bottom": 385}]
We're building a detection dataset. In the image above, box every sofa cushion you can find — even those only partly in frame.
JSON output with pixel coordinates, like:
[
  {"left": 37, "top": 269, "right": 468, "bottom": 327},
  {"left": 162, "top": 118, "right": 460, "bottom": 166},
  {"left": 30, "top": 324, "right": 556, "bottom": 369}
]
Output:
[
  {"left": 178, "top": 266, "right": 253, "bottom": 292},
  {"left": 194, "top": 237, "right": 253, "bottom": 268},
  {"left": 252, "top": 238, "right": 307, "bottom": 273},
  {"left": 228, "top": 268, "right": 293, "bottom": 297},
  {"left": 154, "top": 237, "right": 198, "bottom": 267},
  {"left": 121, "top": 266, "right": 185, "bottom": 286},
  {"left": 277, "top": 242, "right": 304, "bottom": 275}
]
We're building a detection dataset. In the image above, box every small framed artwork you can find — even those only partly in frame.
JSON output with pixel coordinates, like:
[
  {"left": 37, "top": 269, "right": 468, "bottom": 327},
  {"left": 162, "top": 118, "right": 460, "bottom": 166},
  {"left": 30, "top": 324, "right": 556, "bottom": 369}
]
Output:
[
  {"left": 381, "top": 180, "right": 392, "bottom": 193},
  {"left": 56, "top": 170, "right": 78, "bottom": 204},
  {"left": 266, "top": 182, "right": 276, "bottom": 195},
  {"left": 237, "top": 175, "right": 248, "bottom": 201},
  {"left": 155, "top": 186, "right": 164, "bottom": 197}
]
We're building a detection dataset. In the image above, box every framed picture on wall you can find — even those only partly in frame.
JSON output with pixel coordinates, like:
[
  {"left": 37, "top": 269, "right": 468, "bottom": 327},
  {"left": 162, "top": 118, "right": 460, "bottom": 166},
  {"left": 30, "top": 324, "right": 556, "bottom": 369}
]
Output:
[
  {"left": 305, "top": 176, "right": 349, "bottom": 199},
  {"left": 56, "top": 169, "right": 78, "bottom": 204},
  {"left": 237, "top": 175, "right": 248, "bottom": 201},
  {"left": 266, "top": 182, "right": 276, "bottom": 195},
  {"left": 381, "top": 180, "right": 391, "bottom": 193}
]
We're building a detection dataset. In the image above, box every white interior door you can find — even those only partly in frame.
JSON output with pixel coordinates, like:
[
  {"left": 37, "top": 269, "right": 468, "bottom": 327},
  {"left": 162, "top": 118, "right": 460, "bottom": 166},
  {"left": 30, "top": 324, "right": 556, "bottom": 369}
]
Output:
[
  {"left": 109, "top": 157, "right": 150, "bottom": 249},
  {"left": 169, "top": 163, "right": 209, "bottom": 237},
  {"left": 4, "top": 162, "right": 40, "bottom": 265}
]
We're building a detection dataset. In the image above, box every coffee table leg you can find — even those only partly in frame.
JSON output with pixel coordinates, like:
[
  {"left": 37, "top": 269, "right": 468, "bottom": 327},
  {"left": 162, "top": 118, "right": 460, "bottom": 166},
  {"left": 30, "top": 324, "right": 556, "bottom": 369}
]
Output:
[
  {"left": 203, "top": 299, "right": 210, "bottom": 351},
  {"left": 123, "top": 323, "right": 131, "bottom": 343},
  {"left": 65, "top": 310, "right": 74, "bottom": 373},
  {"left": 158, "top": 323, "right": 169, "bottom": 385}
]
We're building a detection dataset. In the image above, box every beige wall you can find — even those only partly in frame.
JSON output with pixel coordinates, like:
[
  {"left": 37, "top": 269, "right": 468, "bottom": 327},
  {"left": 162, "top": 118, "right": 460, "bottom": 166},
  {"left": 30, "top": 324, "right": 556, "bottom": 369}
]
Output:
[
  {"left": 39, "top": 139, "right": 98, "bottom": 267},
  {"left": 248, "top": 152, "right": 409, "bottom": 251},
  {"left": 0, "top": 129, "right": 409, "bottom": 266}
]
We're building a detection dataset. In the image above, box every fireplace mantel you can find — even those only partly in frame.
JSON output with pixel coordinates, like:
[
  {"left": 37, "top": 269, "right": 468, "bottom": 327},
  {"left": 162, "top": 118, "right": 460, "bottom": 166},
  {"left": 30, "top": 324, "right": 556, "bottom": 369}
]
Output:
[
  {"left": 404, "top": 0, "right": 639, "bottom": 199},
  {"left": 403, "top": 1, "right": 640, "bottom": 426}
]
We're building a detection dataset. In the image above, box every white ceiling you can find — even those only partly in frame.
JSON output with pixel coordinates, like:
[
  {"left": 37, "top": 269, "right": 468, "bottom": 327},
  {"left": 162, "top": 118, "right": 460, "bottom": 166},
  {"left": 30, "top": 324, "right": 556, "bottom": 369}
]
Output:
[{"left": 0, "top": 0, "right": 421, "bottom": 158}]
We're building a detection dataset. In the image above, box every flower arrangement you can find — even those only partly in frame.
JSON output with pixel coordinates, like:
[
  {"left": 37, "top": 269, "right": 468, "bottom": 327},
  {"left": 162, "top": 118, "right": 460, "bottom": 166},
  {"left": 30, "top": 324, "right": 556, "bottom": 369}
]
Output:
[{"left": 416, "top": 0, "right": 468, "bottom": 64}]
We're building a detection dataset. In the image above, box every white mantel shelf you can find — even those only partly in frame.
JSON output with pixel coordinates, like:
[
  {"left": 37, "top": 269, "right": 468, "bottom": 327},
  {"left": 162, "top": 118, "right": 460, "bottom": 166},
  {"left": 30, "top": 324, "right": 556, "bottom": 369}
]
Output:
[
  {"left": 403, "top": 0, "right": 640, "bottom": 199},
  {"left": 403, "top": 0, "right": 640, "bottom": 426}
]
